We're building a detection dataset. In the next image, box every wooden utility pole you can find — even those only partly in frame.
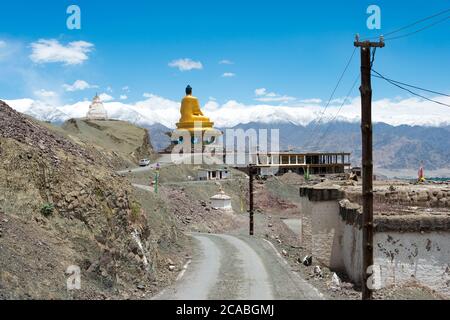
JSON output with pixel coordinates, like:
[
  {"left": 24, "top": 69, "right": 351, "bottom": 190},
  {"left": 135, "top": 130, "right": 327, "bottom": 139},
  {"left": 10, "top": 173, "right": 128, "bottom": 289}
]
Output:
[
  {"left": 249, "top": 165, "right": 255, "bottom": 236},
  {"left": 354, "top": 35, "right": 384, "bottom": 300}
]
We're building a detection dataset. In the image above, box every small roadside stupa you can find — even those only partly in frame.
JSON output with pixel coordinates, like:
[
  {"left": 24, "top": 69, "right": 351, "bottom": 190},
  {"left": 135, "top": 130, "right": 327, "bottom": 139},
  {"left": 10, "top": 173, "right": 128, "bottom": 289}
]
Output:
[
  {"left": 210, "top": 188, "right": 232, "bottom": 211},
  {"left": 86, "top": 94, "right": 108, "bottom": 120}
]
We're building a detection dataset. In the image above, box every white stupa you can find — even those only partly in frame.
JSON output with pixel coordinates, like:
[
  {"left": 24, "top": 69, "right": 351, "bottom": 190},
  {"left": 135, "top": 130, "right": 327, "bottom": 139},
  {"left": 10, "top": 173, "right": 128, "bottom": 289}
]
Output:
[
  {"left": 210, "top": 190, "right": 232, "bottom": 211},
  {"left": 86, "top": 94, "right": 108, "bottom": 120}
]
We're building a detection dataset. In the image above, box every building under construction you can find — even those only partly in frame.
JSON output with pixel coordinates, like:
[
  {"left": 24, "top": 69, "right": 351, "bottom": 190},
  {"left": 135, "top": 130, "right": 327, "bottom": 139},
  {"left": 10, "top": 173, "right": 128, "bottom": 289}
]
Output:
[{"left": 254, "top": 152, "right": 351, "bottom": 176}]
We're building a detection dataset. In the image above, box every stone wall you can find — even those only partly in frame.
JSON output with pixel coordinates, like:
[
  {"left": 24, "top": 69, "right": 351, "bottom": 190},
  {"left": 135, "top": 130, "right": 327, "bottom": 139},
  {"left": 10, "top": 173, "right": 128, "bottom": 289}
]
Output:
[{"left": 345, "top": 186, "right": 450, "bottom": 208}]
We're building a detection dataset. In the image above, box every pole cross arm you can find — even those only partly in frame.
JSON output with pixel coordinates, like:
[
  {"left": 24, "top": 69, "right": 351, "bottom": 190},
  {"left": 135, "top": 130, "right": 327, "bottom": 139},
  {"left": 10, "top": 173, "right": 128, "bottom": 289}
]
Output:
[{"left": 354, "top": 41, "right": 385, "bottom": 48}]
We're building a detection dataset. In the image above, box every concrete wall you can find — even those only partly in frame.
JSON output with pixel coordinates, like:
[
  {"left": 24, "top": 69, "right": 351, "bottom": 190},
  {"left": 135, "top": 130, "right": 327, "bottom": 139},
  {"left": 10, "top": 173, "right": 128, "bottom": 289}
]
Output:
[
  {"left": 308, "top": 199, "right": 343, "bottom": 270},
  {"left": 300, "top": 186, "right": 450, "bottom": 297},
  {"left": 341, "top": 225, "right": 450, "bottom": 296},
  {"left": 376, "top": 232, "right": 450, "bottom": 294},
  {"left": 299, "top": 187, "right": 345, "bottom": 271},
  {"left": 340, "top": 222, "right": 363, "bottom": 283},
  {"left": 211, "top": 198, "right": 232, "bottom": 211}
]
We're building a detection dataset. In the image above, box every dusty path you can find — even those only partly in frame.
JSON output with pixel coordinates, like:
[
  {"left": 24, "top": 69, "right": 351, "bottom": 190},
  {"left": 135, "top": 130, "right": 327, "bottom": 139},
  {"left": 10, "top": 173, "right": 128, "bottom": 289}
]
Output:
[
  {"left": 132, "top": 183, "right": 154, "bottom": 193},
  {"left": 153, "top": 233, "right": 324, "bottom": 300},
  {"left": 117, "top": 164, "right": 160, "bottom": 174}
]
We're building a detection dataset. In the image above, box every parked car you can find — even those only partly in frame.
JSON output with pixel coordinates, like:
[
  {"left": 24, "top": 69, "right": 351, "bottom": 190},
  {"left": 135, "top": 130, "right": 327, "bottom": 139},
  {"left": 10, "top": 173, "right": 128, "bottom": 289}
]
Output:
[{"left": 139, "top": 159, "right": 151, "bottom": 167}]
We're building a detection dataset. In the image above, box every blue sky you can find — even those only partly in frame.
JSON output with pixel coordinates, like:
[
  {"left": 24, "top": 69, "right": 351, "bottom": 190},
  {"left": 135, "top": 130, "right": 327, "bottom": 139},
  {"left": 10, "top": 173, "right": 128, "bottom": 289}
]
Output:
[{"left": 0, "top": 0, "right": 449, "bottom": 121}]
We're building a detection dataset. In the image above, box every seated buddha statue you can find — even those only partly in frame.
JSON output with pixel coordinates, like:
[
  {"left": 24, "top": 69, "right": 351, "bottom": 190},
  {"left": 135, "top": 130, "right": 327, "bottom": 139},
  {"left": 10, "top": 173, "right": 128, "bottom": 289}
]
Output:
[{"left": 176, "top": 85, "right": 214, "bottom": 133}]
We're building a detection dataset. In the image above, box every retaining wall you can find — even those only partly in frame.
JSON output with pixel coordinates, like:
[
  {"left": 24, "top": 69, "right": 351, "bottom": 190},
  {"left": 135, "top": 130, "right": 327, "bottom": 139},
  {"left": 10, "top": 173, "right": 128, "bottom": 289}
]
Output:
[{"left": 300, "top": 186, "right": 450, "bottom": 296}]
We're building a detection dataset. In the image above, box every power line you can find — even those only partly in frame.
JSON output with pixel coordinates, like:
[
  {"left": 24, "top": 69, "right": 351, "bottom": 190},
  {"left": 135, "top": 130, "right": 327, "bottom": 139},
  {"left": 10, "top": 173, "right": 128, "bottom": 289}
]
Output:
[
  {"left": 372, "top": 69, "right": 450, "bottom": 108},
  {"left": 309, "top": 74, "right": 360, "bottom": 149},
  {"left": 362, "top": 7, "right": 450, "bottom": 41},
  {"left": 371, "top": 71, "right": 450, "bottom": 97},
  {"left": 309, "top": 47, "right": 376, "bottom": 150},
  {"left": 385, "top": 15, "right": 450, "bottom": 41},
  {"left": 303, "top": 47, "right": 357, "bottom": 149}
]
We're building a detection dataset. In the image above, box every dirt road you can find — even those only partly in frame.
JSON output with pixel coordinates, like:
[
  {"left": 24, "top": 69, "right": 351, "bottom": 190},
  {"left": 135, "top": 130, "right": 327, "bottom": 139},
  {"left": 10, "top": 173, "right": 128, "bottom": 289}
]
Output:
[{"left": 153, "top": 233, "right": 324, "bottom": 300}]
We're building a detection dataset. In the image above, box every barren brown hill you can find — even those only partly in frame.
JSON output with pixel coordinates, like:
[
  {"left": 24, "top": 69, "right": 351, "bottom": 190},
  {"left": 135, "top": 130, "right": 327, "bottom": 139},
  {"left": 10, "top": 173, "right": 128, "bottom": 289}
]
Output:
[
  {"left": 60, "top": 118, "right": 155, "bottom": 169},
  {"left": 0, "top": 101, "right": 184, "bottom": 299}
]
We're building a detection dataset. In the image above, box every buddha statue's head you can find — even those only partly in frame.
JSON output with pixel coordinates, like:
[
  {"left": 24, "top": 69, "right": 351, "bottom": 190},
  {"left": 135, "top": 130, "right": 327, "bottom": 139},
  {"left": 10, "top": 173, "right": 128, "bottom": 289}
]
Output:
[{"left": 186, "top": 85, "right": 193, "bottom": 96}]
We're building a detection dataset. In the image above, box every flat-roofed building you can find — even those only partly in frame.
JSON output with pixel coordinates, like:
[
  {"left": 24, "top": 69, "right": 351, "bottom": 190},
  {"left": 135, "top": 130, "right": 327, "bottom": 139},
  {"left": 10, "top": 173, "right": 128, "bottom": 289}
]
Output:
[
  {"left": 254, "top": 152, "right": 351, "bottom": 176},
  {"left": 197, "top": 167, "right": 231, "bottom": 181}
]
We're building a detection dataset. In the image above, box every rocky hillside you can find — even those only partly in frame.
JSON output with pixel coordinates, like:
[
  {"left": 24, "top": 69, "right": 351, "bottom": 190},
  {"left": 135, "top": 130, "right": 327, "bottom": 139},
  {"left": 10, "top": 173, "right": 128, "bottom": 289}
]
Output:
[
  {"left": 142, "top": 123, "right": 172, "bottom": 152},
  {"left": 60, "top": 119, "right": 155, "bottom": 169},
  {"left": 0, "top": 101, "right": 184, "bottom": 299}
]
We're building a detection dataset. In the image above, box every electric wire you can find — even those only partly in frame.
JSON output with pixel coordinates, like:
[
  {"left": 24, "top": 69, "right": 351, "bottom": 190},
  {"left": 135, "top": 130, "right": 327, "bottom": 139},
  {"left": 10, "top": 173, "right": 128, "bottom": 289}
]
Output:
[
  {"left": 302, "top": 47, "right": 357, "bottom": 149},
  {"left": 361, "top": 7, "right": 450, "bottom": 41},
  {"left": 372, "top": 69, "right": 450, "bottom": 108}
]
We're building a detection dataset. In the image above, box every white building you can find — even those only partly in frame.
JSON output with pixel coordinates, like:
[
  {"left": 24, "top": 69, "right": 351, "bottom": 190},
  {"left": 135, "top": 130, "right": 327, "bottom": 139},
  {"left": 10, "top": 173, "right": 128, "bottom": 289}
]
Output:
[
  {"left": 210, "top": 191, "right": 232, "bottom": 211},
  {"left": 86, "top": 94, "right": 108, "bottom": 120},
  {"left": 197, "top": 168, "right": 231, "bottom": 181}
]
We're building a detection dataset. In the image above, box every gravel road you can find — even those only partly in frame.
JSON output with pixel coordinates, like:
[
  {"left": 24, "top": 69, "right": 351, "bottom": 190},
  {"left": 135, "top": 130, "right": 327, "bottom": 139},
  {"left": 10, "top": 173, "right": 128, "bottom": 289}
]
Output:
[{"left": 153, "top": 233, "right": 324, "bottom": 300}]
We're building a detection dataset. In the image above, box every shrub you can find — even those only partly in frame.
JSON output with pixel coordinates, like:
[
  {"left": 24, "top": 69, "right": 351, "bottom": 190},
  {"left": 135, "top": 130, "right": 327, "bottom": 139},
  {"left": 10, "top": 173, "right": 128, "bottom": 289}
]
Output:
[
  {"left": 40, "top": 203, "right": 55, "bottom": 217},
  {"left": 130, "top": 202, "right": 143, "bottom": 223}
]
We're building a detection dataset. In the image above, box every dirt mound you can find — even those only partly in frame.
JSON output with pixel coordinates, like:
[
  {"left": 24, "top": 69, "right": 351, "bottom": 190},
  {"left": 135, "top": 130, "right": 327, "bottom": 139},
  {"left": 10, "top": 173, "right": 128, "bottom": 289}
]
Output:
[
  {"left": 278, "top": 172, "right": 306, "bottom": 185},
  {"left": 256, "top": 188, "right": 297, "bottom": 212},
  {"left": 160, "top": 186, "right": 243, "bottom": 233},
  {"left": 0, "top": 102, "right": 181, "bottom": 299}
]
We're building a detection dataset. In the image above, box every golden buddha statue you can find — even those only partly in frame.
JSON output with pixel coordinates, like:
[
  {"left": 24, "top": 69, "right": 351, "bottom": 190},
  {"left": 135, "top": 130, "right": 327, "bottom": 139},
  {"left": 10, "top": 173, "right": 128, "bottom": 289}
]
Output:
[{"left": 176, "top": 85, "right": 214, "bottom": 133}]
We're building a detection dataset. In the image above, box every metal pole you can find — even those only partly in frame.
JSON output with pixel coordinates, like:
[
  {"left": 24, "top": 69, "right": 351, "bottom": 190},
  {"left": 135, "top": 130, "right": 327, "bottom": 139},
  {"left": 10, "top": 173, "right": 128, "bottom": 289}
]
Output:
[
  {"left": 249, "top": 165, "right": 254, "bottom": 236},
  {"left": 154, "top": 163, "right": 160, "bottom": 194}
]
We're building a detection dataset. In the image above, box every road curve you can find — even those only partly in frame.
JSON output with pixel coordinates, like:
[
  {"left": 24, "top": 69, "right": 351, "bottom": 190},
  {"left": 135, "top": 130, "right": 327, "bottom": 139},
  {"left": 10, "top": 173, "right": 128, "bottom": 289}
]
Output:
[{"left": 153, "top": 233, "right": 323, "bottom": 300}]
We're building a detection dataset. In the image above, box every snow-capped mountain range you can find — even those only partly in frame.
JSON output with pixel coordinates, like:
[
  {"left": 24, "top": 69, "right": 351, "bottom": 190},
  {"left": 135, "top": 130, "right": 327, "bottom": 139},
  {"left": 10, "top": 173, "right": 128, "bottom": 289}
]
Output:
[
  {"left": 4, "top": 92, "right": 450, "bottom": 128},
  {"left": 2, "top": 96, "right": 450, "bottom": 177}
]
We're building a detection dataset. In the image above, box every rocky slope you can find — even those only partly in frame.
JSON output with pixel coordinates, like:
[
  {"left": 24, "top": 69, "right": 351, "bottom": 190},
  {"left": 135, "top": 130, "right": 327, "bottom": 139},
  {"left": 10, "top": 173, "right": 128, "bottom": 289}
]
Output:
[
  {"left": 60, "top": 118, "right": 154, "bottom": 169},
  {"left": 0, "top": 101, "right": 183, "bottom": 299}
]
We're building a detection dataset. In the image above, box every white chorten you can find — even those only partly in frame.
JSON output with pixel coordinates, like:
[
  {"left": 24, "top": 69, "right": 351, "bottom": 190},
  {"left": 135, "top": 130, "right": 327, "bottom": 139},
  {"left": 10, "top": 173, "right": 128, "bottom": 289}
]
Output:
[
  {"left": 86, "top": 94, "right": 108, "bottom": 120},
  {"left": 210, "top": 190, "right": 232, "bottom": 211}
]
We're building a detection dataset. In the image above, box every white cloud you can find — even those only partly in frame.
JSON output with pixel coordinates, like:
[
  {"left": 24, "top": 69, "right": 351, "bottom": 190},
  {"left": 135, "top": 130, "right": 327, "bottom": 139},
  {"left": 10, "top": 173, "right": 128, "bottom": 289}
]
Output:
[
  {"left": 99, "top": 93, "right": 114, "bottom": 102},
  {"left": 5, "top": 93, "right": 450, "bottom": 129},
  {"left": 219, "top": 59, "right": 234, "bottom": 65},
  {"left": 143, "top": 93, "right": 153, "bottom": 98},
  {"left": 34, "top": 89, "right": 57, "bottom": 98},
  {"left": 63, "top": 80, "right": 97, "bottom": 92},
  {"left": 120, "top": 95, "right": 128, "bottom": 100},
  {"left": 4, "top": 98, "right": 35, "bottom": 113},
  {"left": 106, "top": 86, "right": 113, "bottom": 93},
  {"left": 122, "top": 86, "right": 130, "bottom": 92},
  {"left": 30, "top": 39, "right": 94, "bottom": 65},
  {"left": 204, "top": 100, "right": 220, "bottom": 111},
  {"left": 255, "top": 88, "right": 267, "bottom": 96},
  {"left": 254, "top": 87, "right": 296, "bottom": 103},
  {"left": 255, "top": 96, "right": 296, "bottom": 103},
  {"left": 168, "top": 58, "right": 203, "bottom": 71},
  {"left": 0, "top": 40, "right": 6, "bottom": 48},
  {"left": 222, "top": 72, "right": 236, "bottom": 78},
  {"left": 299, "top": 98, "right": 322, "bottom": 104}
]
